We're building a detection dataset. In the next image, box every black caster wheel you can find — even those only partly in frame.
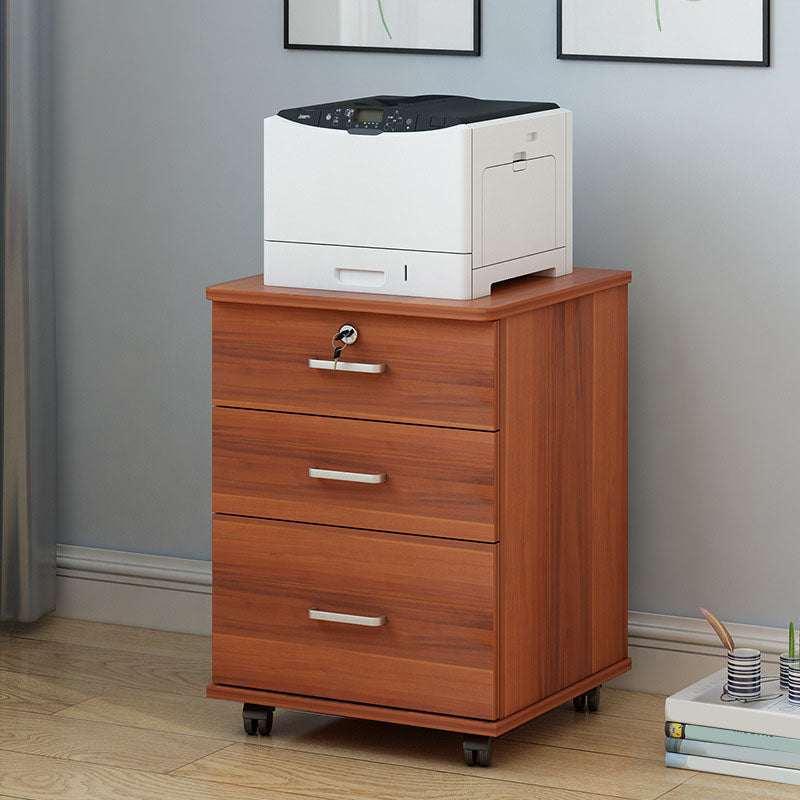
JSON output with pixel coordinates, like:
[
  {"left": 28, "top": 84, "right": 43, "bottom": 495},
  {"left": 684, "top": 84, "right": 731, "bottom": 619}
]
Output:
[
  {"left": 257, "top": 712, "right": 273, "bottom": 735},
  {"left": 243, "top": 716, "right": 258, "bottom": 735},
  {"left": 572, "top": 694, "right": 586, "bottom": 712},
  {"left": 586, "top": 686, "right": 601, "bottom": 713},
  {"left": 242, "top": 703, "right": 275, "bottom": 736},
  {"left": 463, "top": 736, "right": 493, "bottom": 767}
]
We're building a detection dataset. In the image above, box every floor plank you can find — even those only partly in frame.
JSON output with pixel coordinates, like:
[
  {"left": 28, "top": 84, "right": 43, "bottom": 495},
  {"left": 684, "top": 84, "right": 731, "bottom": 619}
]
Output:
[
  {"left": 0, "top": 708, "right": 229, "bottom": 772},
  {"left": 506, "top": 707, "right": 664, "bottom": 761},
  {"left": 11, "top": 616, "right": 210, "bottom": 662},
  {"left": 0, "top": 670, "right": 112, "bottom": 714},
  {"left": 662, "top": 771, "right": 800, "bottom": 799},
  {"left": 54, "top": 686, "right": 246, "bottom": 738},
  {"left": 0, "top": 636, "right": 209, "bottom": 696},
  {"left": 0, "top": 750, "right": 312, "bottom": 800},
  {"left": 175, "top": 739, "right": 685, "bottom": 800},
  {"left": 583, "top": 688, "right": 666, "bottom": 723},
  {"left": 1, "top": 619, "right": 695, "bottom": 800},
  {"left": 61, "top": 684, "right": 683, "bottom": 796}
]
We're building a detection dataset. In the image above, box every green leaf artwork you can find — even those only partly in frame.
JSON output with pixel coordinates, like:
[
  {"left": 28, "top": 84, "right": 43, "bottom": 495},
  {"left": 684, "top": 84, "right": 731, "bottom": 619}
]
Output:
[
  {"left": 655, "top": 0, "right": 704, "bottom": 32},
  {"left": 377, "top": 0, "right": 393, "bottom": 40}
]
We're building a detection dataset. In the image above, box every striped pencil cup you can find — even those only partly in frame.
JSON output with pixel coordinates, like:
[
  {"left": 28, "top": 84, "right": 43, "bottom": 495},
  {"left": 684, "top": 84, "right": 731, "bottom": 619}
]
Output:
[
  {"left": 780, "top": 654, "right": 800, "bottom": 690},
  {"left": 727, "top": 648, "right": 761, "bottom": 699},
  {"left": 788, "top": 667, "right": 800, "bottom": 704}
]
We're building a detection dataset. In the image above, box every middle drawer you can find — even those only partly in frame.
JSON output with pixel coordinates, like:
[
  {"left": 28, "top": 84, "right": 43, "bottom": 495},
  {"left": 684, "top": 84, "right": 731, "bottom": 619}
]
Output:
[{"left": 213, "top": 407, "right": 497, "bottom": 542}]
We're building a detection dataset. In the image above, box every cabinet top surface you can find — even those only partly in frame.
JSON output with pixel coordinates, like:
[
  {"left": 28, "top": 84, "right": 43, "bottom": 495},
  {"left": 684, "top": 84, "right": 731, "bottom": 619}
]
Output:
[{"left": 206, "top": 268, "right": 631, "bottom": 321}]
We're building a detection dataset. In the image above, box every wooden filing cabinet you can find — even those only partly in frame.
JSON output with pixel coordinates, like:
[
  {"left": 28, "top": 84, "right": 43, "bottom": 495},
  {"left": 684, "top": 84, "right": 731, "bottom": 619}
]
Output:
[{"left": 206, "top": 268, "right": 632, "bottom": 767}]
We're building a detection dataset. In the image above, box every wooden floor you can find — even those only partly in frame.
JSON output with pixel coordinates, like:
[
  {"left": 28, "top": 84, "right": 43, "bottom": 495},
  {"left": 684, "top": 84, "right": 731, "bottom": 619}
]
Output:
[{"left": 0, "top": 617, "right": 792, "bottom": 800}]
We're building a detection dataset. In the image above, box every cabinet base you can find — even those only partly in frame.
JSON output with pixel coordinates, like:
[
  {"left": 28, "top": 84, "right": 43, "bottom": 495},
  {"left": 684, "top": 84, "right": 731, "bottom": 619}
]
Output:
[{"left": 207, "top": 657, "right": 631, "bottom": 737}]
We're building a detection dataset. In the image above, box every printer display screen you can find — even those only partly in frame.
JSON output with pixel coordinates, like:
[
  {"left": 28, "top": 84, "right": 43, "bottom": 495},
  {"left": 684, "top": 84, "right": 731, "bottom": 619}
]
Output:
[{"left": 354, "top": 108, "right": 383, "bottom": 123}]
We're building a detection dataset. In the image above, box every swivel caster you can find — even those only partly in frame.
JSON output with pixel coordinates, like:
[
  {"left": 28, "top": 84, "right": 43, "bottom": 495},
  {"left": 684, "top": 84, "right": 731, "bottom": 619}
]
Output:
[
  {"left": 242, "top": 703, "right": 275, "bottom": 736},
  {"left": 463, "top": 735, "right": 493, "bottom": 767},
  {"left": 572, "top": 686, "right": 601, "bottom": 713}
]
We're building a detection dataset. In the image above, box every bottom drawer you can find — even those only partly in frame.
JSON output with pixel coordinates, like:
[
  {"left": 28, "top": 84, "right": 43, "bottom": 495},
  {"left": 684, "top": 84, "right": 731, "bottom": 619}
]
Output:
[{"left": 212, "top": 515, "right": 497, "bottom": 719}]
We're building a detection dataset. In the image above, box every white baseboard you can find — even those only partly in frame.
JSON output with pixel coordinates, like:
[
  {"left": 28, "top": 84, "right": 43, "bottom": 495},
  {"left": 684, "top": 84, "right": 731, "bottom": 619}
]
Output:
[
  {"left": 55, "top": 545, "right": 788, "bottom": 695},
  {"left": 55, "top": 544, "right": 212, "bottom": 636},
  {"left": 609, "top": 611, "right": 787, "bottom": 696}
]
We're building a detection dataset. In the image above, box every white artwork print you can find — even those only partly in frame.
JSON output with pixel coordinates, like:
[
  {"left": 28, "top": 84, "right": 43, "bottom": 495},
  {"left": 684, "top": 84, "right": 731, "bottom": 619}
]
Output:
[
  {"left": 289, "top": 0, "right": 475, "bottom": 51},
  {"left": 561, "top": 0, "right": 765, "bottom": 62}
]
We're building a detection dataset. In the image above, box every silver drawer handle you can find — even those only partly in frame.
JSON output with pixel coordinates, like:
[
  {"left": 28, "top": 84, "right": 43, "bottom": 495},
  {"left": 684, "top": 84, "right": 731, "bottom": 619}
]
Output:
[
  {"left": 308, "top": 468, "right": 386, "bottom": 484},
  {"left": 309, "top": 609, "right": 387, "bottom": 627},
  {"left": 308, "top": 359, "right": 386, "bottom": 374}
]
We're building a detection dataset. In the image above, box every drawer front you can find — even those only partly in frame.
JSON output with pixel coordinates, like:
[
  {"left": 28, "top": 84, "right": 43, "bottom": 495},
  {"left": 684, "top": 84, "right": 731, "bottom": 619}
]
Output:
[
  {"left": 213, "top": 407, "right": 497, "bottom": 542},
  {"left": 212, "top": 303, "right": 497, "bottom": 430},
  {"left": 212, "top": 515, "right": 497, "bottom": 719}
]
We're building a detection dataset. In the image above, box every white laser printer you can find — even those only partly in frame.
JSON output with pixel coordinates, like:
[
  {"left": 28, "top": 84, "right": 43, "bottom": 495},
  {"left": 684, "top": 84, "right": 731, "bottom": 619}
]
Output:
[{"left": 264, "top": 95, "right": 572, "bottom": 300}]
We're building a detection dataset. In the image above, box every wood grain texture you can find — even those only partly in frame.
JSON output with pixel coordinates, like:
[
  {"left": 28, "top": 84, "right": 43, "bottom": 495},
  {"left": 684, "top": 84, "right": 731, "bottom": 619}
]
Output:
[
  {"left": 0, "top": 708, "right": 227, "bottom": 772},
  {"left": 212, "top": 408, "right": 497, "bottom": 541},
  {"left": 207, "top": 659, "right": 629, "bottom": 737},
  {"left": 0, "top": 622, "right": 684, "bottom": 800},
  {"left": 211, "top": 515, "right": 496, "bottom": 719},
  {"left": 507, "top": 708, "right": 663, "bottom": 761},
  {"left": 206, "top": 268, "right": 632, "bottom": 321},
  {"left": 55, "top": 680, "right": 664, "bottom": 797},
  {"left": 0, "top": 670, "right": 111, "bottom": 714},
  {"left": 0, "top": 751, "right": 299, "bottom": 800},
  {"left": 55, "top": 686, "right": 248, "bottom": 740},
  {"left": 175, "top": 738, "right": 681, "bottom": 800},
  {"left": 174, "top": 743, "right": 613, "bottom": 800},
  {"left": 590, "top": 286, "right": 629, "bottom": 674},
  {"left": 498, "top": 285, "right": 630, "bottom": 716},
  {"left": 593, "top": 687, "right": 668, "bottom": 723},
  {"left": 207, "top": 269, "right": 631, "bottom": 734},
  {"left": 663, "top": 773, "right": 799, "bottom": 799},
  {"left": 0, "top": 636, "right": 209, "bottom": 696},
  {"left": 11, "top": 616, "right": 211, "bottom": 661},
  {"left": 213, "top": 303, "right": 498, "bottom": 429}
]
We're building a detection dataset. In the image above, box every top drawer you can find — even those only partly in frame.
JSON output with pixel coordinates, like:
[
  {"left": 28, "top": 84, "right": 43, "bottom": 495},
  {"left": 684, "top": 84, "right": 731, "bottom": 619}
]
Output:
[{"left": 212, "top": 303, "right": 497, "bottom": 430}]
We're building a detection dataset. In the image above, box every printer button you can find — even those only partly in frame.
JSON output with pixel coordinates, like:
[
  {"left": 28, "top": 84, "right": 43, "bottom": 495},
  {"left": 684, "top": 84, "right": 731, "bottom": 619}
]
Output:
[{"left": 429, "top": 115, "right": 445, "bottom": 128}]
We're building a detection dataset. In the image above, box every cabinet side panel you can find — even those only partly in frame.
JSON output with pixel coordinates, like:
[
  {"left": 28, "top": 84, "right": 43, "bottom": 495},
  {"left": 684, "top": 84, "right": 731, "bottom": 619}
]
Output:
[
  {"left": 499, "top": 305, "right": 558, "bottom": 712},
  {"left": 500, "top": 287, "right": 629, "bottom": 714},
  {"left": 590, "top": 285, "right": 629, "bottom": 673}
]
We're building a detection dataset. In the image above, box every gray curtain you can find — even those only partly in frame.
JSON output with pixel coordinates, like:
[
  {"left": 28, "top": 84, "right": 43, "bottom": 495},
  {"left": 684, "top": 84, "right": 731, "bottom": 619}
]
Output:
[{"left": 1, "top": 0, "right": 56, "bottom": 622}]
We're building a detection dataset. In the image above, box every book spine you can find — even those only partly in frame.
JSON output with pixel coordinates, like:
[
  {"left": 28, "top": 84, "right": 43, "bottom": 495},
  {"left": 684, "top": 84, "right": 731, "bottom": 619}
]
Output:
[
  {"left": 665, "top": 696, "right": 800, "bottom": 739},
  {"left": 666, "top": 722, "right": 800, "bottom": 753},
  {"left": 666, "top": 738, "right": 800, "bottom": 770},
  {"left": 665, "top": 751, "right": 800, "bottom": 787}
]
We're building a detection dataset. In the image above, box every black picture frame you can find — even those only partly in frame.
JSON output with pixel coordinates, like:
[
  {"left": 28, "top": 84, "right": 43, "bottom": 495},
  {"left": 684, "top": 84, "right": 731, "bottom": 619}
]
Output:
[
  {"left": 284, "top": 0, "right": 481, "bottom": 56},
  {"left": 557, "top": 0, "right": 769, "bottom": 67}
]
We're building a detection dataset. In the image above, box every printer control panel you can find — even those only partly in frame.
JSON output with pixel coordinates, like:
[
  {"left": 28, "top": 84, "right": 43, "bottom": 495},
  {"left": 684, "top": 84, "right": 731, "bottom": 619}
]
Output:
[
  {"left": 277, "top": 96, "right": 560, "bottom": 135},
  {"left": 282, "top": 105, "right": 419, "bottom": 133}
]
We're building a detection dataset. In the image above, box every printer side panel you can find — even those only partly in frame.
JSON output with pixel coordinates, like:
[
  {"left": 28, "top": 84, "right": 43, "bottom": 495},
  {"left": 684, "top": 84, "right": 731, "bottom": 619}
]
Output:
[{"left": 469, "top": 110, "right": 573, "bottom": 298}]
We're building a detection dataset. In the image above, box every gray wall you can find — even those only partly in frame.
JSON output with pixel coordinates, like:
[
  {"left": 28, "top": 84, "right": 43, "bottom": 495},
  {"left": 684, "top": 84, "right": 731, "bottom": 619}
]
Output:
[{"left": 51, "top": 1, "right": 800, "bottom": 628}]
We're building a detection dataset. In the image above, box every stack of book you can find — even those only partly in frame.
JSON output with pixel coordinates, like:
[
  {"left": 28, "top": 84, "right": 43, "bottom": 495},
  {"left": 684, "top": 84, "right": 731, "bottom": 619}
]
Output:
[{"left": 665, "top": 669, "right": 800, "bottom": 786}]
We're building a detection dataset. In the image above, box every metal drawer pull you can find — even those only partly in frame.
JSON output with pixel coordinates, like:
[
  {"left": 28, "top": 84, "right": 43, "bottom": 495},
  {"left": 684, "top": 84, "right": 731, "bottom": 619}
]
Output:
[
  {"left": 308, "top": 358, "right": 386, "bottom": 374},
  {"left": 308, "top": 468, "right": 386, "bottom": 484},
  {"left": 309, "top": 609, "right": 387, "bottom": 627}
]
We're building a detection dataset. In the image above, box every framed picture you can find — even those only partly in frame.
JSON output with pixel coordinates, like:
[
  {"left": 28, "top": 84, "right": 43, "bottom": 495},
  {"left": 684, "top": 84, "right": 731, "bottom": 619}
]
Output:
[
  {"left": 285, "top": 0, "right": 481, "bottom": 56},
  {"left": 558, "top": 0, "right": 769, "bottom": 67}
]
